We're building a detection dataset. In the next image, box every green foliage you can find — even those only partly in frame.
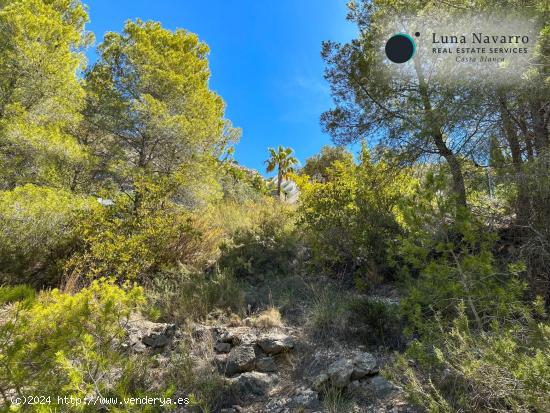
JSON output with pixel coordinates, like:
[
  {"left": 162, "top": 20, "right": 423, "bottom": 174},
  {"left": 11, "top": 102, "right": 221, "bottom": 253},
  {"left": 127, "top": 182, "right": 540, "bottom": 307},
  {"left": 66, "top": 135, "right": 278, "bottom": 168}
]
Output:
[
  {"left": 0, "top": 1, "right": 547, "bottom": 411},
  {"left": 148, "top": 267, "right": 244, "bottom": 324},
  {"left": 0, "top": 184, "right": 92, "bottom": 286},
  {"left": 265, "top": 145, "right": 299, "bottom": 197},
  {"left": 387, "top": 302, "right": 550, "bottom": 412},
  {"left": 85, "top": 19, "right": 232, "bottom": 209},
  {"left": 0, "top": 284, "right": 35, "bottom": 305},
  {"left": 218, "top": 199, "right": 299, "bottom": 281},
  {"left": 519, "top": 152, "right": 550, "bottom": 294},
  {"left": 64, "top": 198, "right": 220, "bottom": 285},
  {"left": 0, "top": 279, "right": 170, "bottom": 412},
  {"left": 0, "top": 0, "right": 92, "bottom": 189},
  {"left": 387, "top": 169, "right": 550, "bottom": 411},
  {"left": 298, "top": 145, "right": 415, "bottom": 284},
  {"left": 307, "top": 287, "right": 350, "bottom": 337},
  {"left": 347, "top": 297, "right": 403, "bottom": 349},
  {"left": 395, "top": 172, "right": 528, "bottom": 337},
  {"left": 219, "top": 161, "right": 266, "bottom": 203},
  {"left": 301, "top": 145, "right": 354, "bottom": 182}
]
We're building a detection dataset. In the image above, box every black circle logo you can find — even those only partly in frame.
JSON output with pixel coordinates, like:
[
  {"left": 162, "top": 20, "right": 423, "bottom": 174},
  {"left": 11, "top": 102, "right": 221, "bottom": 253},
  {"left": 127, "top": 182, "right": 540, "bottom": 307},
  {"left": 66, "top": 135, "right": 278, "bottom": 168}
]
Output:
[{"left": 385, "top": 33, "right": 416, "bottom": 63}]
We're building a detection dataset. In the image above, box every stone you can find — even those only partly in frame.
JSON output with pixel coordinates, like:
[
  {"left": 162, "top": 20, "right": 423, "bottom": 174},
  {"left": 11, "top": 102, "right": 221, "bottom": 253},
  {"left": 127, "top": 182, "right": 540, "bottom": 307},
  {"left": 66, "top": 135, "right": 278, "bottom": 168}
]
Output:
[
  {"left": 291, "top": 387, "right": 319, "bottom": 409},
  {"left": 265, "top": 397, "right": 291, "bottom": 413},
  {"left": 312, "top": 373, "right": 329, "bottom": 391},
  {"left": 225, "top": 345, "right": 256, "bottom": 376},
  {"left": 349, "top": 380, "right": 362, "bottom": 391},
  {"left": 366, "top": 375, "right": 399, "bottom": 398},
  {"left": 191, "top": 324, "right": 216, "bottom": 340},
  {"left": 230, "top": 372, "right": 276, "bottom": 402},
  {"left": 218, "top": 330, "right": 241, "bottom": 345},
  {"left": 351, "top": 352, "right": 378, "bottom": 379},
  {"left": 257, "top": 333, "right": 294, "bottom": 354},
  {"left": 215, "top": 341, "right": 231, "bottom": 353},
  {"left": 327, "top": 358, "right": 354, "bottom": 388},
  {"left": 131, "top": 341, "right": 148, "bottom": 353},
  {"left": 142, "top": 333, "right": 169, "bottom": 348},
  {"left": 255, "top": 356, "right": 276, "bottom": 372},
  {"left": 214, "top": 354, "right": 228, "bottom": 373},
  {"left": 126, "top": 317, "right": 175, "bottom": 351},
  {"left": 312, "top": 351, "right": 378, "bottom": 390}
]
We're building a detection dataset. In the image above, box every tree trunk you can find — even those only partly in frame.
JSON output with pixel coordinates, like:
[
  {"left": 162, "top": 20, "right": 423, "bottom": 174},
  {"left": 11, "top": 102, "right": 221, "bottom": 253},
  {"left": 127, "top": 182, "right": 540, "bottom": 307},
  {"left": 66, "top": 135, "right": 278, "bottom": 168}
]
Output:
[
  {"left": 277, "top": 168, "right": 282, "bottom": 198},
  {"left": 133, "top": 135, "right": 148, "bottom": 212},
  {"left": 414, "top": 57, "right": 467, "bottom": 209},
  {"left": 498, "top": 92, "right": 530, "bottom": 225},
  {"left": 517, "top": 110, "right": 535, "bottom": 160},
  {"left": 524, "top": 132, "right": 535, "bottom": 161},
  {"left": 530, "top": 99, "right": 549, "bottom": 154},
  {"left": 432, "top": 135, "right": 468, "bottom": 208}
]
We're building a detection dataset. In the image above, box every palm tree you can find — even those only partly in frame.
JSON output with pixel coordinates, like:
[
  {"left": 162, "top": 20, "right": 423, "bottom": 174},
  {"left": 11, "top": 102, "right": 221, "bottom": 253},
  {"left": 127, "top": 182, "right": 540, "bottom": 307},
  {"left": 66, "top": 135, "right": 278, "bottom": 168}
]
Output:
[{"left": 265, "top": 145, "right": 299, "bottom": 198}]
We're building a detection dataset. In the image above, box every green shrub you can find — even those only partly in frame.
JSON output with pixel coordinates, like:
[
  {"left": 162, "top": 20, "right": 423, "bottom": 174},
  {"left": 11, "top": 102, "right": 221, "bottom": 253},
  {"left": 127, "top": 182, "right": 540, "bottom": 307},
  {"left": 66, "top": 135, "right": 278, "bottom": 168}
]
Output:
[
  {"left": 0, "top": 279, "right": 172, "bottom": 412},
  {"left": 399, "top": 244, "right": 527, "bottom": 339},
  {"left": 347, "top": 297, "right": 403, "bottom": 349},
  {"left": 515, "top": 153, "right": 550, "bottom": 303},
  {"left": 0, "top": 184, "right": 91, "bottom": 287},
  {"left": 64, "top": 197, "right": 222, "bottom": 286},
  {"left": 148, "top": 267, "right": 244, "bottom": 324},
  {"left": 218, "top": 199, "right": 299, "bottom": 281},
  {"left": 300, "top": 145, "right": 354, "bottom": 182},
  {"left": 297, "top": 145, "right": 415, "bottom": 285},
  {"left": 387, "top": 301, "right": 550, "bottom": 412},
  {"left": 394, "top": 171, "right": 528, "bottom": 337},
  {"left": 219, "top": 161, "right": 267, "bottom": 203},
  {"left": 388, "top": 171, "right": 550, "bottom": 412},
  {"left": 0, "top": 284, "right": 35, "bottom": 305},
  {"left": 306, "top": 287, "right": 349, "bottom": 338}
]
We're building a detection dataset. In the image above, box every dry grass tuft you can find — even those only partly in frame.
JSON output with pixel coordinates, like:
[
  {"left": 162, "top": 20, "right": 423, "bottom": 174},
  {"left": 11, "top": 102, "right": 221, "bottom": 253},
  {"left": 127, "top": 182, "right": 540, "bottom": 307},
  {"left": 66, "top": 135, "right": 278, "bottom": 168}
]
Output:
[
  {"left": 248, "top": 307, "right": 283, "bottom": 329},
  {"left": 227, "top": 313, "right": 243, "bottom": 327}
]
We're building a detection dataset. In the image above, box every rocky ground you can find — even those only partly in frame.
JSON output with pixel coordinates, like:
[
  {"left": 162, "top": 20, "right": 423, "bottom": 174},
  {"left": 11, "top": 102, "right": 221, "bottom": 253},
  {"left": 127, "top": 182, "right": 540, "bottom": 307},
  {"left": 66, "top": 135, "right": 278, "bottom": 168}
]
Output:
[{"left": 127, "top": 311, "right": 417, "bottom": 413}]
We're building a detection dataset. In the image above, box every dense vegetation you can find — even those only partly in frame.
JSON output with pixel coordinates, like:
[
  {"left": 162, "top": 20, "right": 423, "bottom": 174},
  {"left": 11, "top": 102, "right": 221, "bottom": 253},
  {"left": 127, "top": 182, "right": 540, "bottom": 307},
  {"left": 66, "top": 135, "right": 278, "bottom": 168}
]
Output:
[{"left": 0, "top": 0, "right": 549, "bottom": 412}]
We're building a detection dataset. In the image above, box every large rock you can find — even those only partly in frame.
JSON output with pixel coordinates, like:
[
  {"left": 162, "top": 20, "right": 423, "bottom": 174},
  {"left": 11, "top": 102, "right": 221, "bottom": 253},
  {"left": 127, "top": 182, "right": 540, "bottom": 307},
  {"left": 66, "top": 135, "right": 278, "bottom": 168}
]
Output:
[
  {"left": 264, "top": 387, "right": 319, "bottom": 412},
  {"left": 230, "top": 372, "right": 276, "bottom": 402},
  {"left": 350, "top": 351, "right": 378, "bottom": 379},
  {"left": 126, "top": 317, "right": 175, "bottom": 352},
  {"left": 313, "top": 351, "right": 379, "bottom": 389},
  {"left": 291, "top": 387, "right": 320, "bottom": 410},
  {"left": 256, "top": 356, "right": 276, "bottom": 372},
  {"left": 364, "top": 375, "right": 399, "bottom": 398},
  {"left": 349, "top": 374, "right": 401, "bottom": 402},
  {"left": 327, "top": 358, "right": 354, "bottom": 388},
  {"left": 257, "top": 333, "right": 294, "bottom": 354},
  {"left": 191, "top": 324, "right": 217, "bottom": 340},
  {"left": 214, "top": 341, "right": 231, "bottom": 353},
  {"left": 225, "top": 345, "right": 256, "bottom": 376},
  {"left": 218, "top": 330, "right": 241, "bottom": 345}
]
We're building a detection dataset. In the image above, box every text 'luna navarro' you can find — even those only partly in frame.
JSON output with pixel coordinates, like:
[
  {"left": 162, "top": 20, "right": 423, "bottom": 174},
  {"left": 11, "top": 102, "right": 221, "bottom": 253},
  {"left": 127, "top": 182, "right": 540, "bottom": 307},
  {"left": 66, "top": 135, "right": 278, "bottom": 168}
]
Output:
[{"left": 432, "top": 33, "right": 529, "bottom": 44}]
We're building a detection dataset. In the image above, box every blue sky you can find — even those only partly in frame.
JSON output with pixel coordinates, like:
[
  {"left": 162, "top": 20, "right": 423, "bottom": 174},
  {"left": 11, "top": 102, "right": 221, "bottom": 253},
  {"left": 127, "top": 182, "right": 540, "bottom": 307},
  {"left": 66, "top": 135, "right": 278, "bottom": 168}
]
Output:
[{"left": 84, "top": 0, "right": 357, "bottom": 174}]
